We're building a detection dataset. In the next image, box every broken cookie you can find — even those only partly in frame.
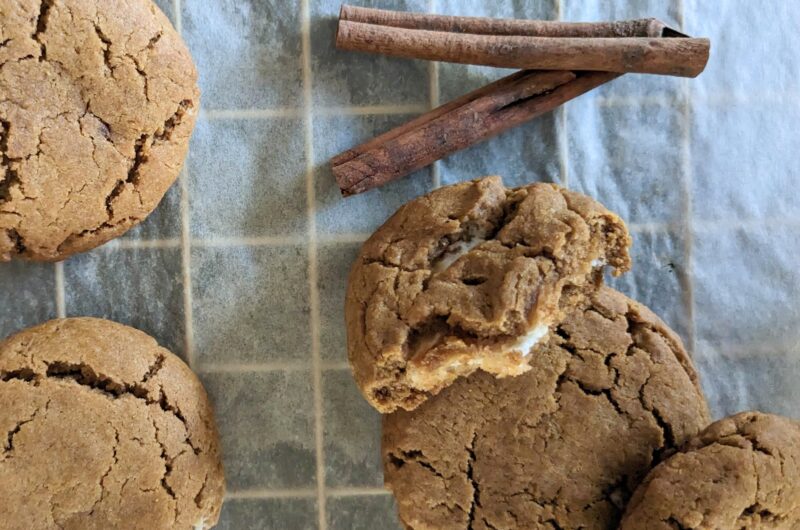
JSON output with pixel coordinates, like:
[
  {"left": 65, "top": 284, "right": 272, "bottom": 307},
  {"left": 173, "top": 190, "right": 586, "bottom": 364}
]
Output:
[
  {"left": 0, "top": 318, "right": 224, "bottom": 529},
  {"left": 0, "top": 0, "right": 199, "bottom": 261},
  {"left": 345, "top": 176, "right": 632, "bottom": 413},
  {"left": 382, "top": 286, "right": 710, "bottom": 529},
  {"left": 620, "top": 411, "right": 800, "bottom": 530}
]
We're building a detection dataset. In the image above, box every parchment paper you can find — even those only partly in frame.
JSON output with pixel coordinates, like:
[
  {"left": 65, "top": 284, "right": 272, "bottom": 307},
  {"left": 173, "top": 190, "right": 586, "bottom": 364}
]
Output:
[{"left": 2, "top": 1, "right": 798, "bottom": 528}]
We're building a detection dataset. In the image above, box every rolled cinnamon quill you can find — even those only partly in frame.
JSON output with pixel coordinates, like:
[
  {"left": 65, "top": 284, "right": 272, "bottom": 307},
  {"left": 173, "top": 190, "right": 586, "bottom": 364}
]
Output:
[
  {"left": 336, "top": 6, "right": 710, "bottom": 78},
  {"left": 340, "top": 5, "right": 677, "bottom": 38},
  {"left": 332, "top": 70, "right": 619, "bottom": 196}
]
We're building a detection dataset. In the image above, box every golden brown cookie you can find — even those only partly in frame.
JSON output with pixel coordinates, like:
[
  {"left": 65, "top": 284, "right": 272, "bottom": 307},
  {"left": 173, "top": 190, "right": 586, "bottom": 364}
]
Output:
[
  {"left": 346, "top": 176, "right": 632, "bottom": 413},
  {"left": 382, "top": 286, "right": 710, "bottom": 530},
  {"left": 620, "top": 411, "right": 800, "bottom": 530},
  {"left": 0, "top": 0, "right": 199, "bottom": 261},
  {"left": 0, "top": 318, "right": 224, "bottom": 530}
]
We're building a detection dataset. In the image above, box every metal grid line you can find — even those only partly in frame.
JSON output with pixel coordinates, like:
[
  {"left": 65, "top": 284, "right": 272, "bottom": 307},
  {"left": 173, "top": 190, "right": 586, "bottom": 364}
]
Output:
[
  {"left": 198, "top": 362, "right": 311, "bottom": 373},
  {"left": 195, "top": 361, "right": 361, "bottom": 374},
  {"left": 320, "top": 361, "right": 352, "bottom": 371},
  {"left": 192, "top": 235, "right": 305, "bottom": 248},
  {"left": 318, "top": 104, "right": 430, "bottom": 116},
  {"left": 300, "top": 1, "right": 328, "bottom": 528},
  {"left": 225, "top": 489, "right": 317, "bottom": 500},
  {"left": 318, "top": 232, "right": 371, "bottom": 244},
  {"left": 428, "top": 0, "right": 441, "bottom": 189},
  {"left": 558, "top": 106, "right": 569, "bottom": 188},
  {"left": 173, "top": 0, "right": 181, "bottom": 34},
  {"left": 224, "top": 487, "right": 390, "bottom": 501},
  {"left": 202, "top": 104, "right": 431, "bottom": 121},
  {"left": 195, "top": 361, "right": 350, "bottom": 374},
  {"left": 697, "top": 334, "right": 800, "bottom": 359},
  {"left": 179, "top": 155, "right": 195, "bottom": 355},
  {"left": 54, "top": 262, "right": 65, "bottom": 318},
  {"left": 113, "top": 238, "right": 182, "bottom": 249},
  {"left": 190, "top": 93, "right": 800, "bottom": 123},
  {"left": 326, "top": 487, "right": 391, "bottom": 497},
  {"left": 173, "top": 2, "right": 195, "bottom": 370},
  {"left": 201, "top": 108, "right": 304, "bottom": 120},
  {"left": 429, "top": 62, "right": 441, "bottom": 189},
  {"left": 556, "top": 0, "right": 569, "bottom": 188},
  {"left": 93, "top": 215, "right": 800, "bottom": 254},
  {"left": 181, "top": 91, "right": 800, "bottom": 128},
  {"left": 677, "top": 0, "right": 698, "bottom": 358},
  {"left": 79, "top": 232, "right": 374, "bottom": 251}
]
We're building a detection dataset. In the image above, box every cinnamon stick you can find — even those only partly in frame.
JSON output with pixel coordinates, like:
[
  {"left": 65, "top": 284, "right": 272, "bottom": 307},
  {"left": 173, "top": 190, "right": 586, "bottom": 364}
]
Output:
[
  {"left": 332, "top": 70, "right": 619, "bottom": 196},
  {"left": 336, "top": 20, "right": 710, "bottom": 77},
  {"left": 340, "top": 5, "right": 677, "bottom": 38}
]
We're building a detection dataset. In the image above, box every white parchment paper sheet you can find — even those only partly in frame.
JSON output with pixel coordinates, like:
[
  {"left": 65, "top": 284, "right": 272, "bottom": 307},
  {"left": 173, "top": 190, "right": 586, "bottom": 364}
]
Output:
[{"left": 1, "top": 1, "right": 798, "bottom": 527}]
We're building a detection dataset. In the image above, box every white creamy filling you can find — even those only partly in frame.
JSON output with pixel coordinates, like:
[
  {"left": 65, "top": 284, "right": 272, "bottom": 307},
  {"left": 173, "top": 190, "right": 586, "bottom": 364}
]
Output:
[
  {"left": 432, "top": 238, "right": 487, "bottom": 274},
  {"left": 408, "top": 355, "right": 481, "bottom": 387},
  {"left": 591, "top": 258, "right": 605, "bottom": 267},
  {"left": 443, "top": 357, "right": 482, "bottom": 371},
  {"left": 508, "top": 323, "right": 550, "bottom": 357},
  {"left": 408, "top": 323, "right": 551, "bottom": 387},
  {"left": 194, "top": 517, "right": 207, "bottom": 530}
]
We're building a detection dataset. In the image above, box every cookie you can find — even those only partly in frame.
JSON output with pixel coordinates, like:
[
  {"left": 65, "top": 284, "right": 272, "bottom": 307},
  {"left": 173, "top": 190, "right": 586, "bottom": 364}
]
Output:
[
  {"left": 620, "top": 411, "right": 800, "bottom": 530},
  {"left": 0, "top": 318, "right": 224, "bottom": 529},
  {"left": 346, "top": 176, "right": 632, "bottom": 413},
  {"left": 382, "top": 286, "right": 710, "bottom": 530},
  {"left": 0, "top": 0, "right": 199, "bottom": 261}
]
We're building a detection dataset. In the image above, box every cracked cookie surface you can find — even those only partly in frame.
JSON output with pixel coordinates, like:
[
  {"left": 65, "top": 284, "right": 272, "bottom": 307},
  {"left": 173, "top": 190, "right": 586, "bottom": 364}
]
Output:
[
  {"left": 382, "top": 286, "right": 710, "bottom": 530},
  {"left": 346, "top": 176, "right": 632, "bottom": 413},
  {"left": 0, "top": 318, "right": 224, "bottom": 530},
  {"left": 0, "top": 0, "right": 199, "bottom": 261},
  {"left": 620, "top": 411, "right": 800, "bottom": 530}
]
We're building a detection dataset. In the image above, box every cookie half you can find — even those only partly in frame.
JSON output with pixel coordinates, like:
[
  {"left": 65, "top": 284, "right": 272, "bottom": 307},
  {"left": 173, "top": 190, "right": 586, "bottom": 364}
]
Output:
[
  {"left": 346, "top": 176, "right": 632, "bottom": 413},
  {"left": 620, "top": 411, "right": 800, "bottom": 530},
  {"left": 382, "top": 286, "right": 710, "bottom": 529},
  {"left": 0, "top": 318, "right": 224, "bottom": 529},
  {"left": 0, "top": 0, "right": 199, "bottom": 261}
]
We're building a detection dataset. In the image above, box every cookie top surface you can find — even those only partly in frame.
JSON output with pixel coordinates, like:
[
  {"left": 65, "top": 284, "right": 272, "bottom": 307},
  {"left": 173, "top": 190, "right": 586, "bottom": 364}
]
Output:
[
  {"left": 0, "top": 318, "right": 224, "bottom": 530},
  {"left": 346, "top": 176, "right": 632, "bottom": 413},
  {"left": 382, "top": 286, "right": 710, "bottom": 530},
  {"left": 620, "top": 411, "right": 800, "bottom": 530},
  {"left": 0, "top": 0, "right": 199, "bottom": 261}
]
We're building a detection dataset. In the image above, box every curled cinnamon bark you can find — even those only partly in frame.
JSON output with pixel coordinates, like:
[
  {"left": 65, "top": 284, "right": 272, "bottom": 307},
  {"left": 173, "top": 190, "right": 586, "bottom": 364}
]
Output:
[
  {"left": 333, "top": 70, "right": 618, "bottom": 196},
  {"left": 336, "top": 19, "right": 709, "bottom": 78},
  {"left": 340, "top": 5, "right": 677, "bottom": 38}
]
